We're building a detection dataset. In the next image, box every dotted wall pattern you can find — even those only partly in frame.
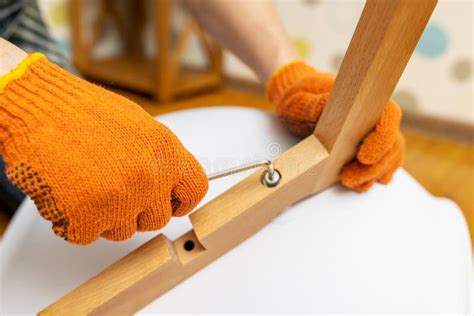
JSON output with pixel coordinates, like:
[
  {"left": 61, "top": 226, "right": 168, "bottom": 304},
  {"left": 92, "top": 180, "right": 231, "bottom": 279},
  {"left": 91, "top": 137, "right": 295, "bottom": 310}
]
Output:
[{"left": 416, "top": 24, "right": 448, "bottom": 58}]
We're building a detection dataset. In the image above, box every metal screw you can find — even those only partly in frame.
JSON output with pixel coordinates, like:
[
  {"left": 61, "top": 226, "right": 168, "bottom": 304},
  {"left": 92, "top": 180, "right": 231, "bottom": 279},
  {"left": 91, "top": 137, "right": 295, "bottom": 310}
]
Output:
[
  {"left": 261, "top": 168, "right": 281, "bottom": 187},
  {"left": 207, "top": 159, "right": 281, "bottom": 188}
]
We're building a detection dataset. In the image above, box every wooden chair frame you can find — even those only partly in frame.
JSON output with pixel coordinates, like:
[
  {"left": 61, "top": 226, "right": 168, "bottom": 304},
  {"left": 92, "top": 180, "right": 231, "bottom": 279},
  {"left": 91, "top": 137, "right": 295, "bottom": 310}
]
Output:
[{"left": 40, "top": 1, "right": 437, "bottom": 314}]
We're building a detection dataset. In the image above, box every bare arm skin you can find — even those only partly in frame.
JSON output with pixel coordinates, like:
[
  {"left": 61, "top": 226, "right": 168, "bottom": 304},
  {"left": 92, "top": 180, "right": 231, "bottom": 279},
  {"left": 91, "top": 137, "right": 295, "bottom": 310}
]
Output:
[
  {"left": 183, "top": 0, "right": 299, "bottom": 82},
  {"left": 0, "top": 38, "right": 27, "bottom": 77},
  {"left": 2, "top": 2, "right": 297, "bottom": 82}
]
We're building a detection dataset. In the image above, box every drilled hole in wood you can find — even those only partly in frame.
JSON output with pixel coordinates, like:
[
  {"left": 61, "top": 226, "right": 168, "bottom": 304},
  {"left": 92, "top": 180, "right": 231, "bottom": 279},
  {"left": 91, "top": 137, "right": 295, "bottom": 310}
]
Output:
[{"left": 183, "top": 240, "right": 195, "bottom": 251}]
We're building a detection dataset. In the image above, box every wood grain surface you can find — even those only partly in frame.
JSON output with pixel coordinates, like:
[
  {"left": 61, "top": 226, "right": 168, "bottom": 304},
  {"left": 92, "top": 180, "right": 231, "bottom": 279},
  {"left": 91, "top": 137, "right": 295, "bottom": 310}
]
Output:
[{"left": 40, "top": 1, "right": 439, "bottom": 314}]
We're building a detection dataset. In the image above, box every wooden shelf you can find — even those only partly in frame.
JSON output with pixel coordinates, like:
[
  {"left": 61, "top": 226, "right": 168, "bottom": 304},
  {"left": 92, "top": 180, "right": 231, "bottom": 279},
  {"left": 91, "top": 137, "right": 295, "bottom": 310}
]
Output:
[{"left": 76, "top": 56, "right": 221, "bottom": 98}]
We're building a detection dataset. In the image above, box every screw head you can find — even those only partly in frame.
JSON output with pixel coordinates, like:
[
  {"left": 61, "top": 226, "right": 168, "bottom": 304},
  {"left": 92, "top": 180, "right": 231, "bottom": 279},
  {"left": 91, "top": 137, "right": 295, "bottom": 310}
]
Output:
[{"left": 261, "top": 169, "right": 281, "bottom": 188}]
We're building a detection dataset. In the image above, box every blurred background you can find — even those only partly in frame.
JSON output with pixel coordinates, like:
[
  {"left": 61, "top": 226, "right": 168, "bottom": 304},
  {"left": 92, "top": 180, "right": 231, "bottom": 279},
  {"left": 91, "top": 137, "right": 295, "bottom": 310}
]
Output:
[
  {"left": 0, "top": 0, "right": 473, "bottom": 245},
  {"left": 39, "top": 0, "right": 473, "bottom": 125}
]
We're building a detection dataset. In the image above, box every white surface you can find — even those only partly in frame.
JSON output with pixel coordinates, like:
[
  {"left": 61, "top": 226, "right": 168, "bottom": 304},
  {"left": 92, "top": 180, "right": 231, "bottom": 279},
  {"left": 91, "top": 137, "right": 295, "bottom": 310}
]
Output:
[{"left": 0, "top": 106, "right": 472, "bottom": 314}]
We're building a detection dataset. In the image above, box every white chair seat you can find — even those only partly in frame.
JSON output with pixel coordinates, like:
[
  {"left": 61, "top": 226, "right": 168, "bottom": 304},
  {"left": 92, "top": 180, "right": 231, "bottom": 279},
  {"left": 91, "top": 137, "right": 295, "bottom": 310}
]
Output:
[{"left": 1, "top": 106, "right": 472, "bottom": 314}]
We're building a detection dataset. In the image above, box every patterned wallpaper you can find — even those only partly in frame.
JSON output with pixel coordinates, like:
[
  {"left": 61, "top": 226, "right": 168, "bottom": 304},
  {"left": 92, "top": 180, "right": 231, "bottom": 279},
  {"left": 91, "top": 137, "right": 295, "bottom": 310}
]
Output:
[
  {"left": 226, "top": 0, "right": 473, "bottom": 125},
  {"left": 38, "top": 0, "right": 473, "bottom": 125}
]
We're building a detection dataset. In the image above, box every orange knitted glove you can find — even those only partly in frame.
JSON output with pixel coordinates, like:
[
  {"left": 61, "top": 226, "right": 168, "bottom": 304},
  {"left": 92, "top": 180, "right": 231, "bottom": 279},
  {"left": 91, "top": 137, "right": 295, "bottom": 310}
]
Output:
[
  {"left": 267, "top": 61, "right": 404, "bottom": 192},
  {"left": 0, "top": 53, "right": 208, "bottom": 245}
]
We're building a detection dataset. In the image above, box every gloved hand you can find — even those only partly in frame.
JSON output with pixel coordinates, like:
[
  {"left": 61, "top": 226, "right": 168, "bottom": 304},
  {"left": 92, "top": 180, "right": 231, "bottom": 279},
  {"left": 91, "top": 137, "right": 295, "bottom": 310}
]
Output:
[
  {"left": 267, "top": 61, "right": 404, "bottom": 192},
  {"left": 0, "top": 53, "right": 208, "bottom": 245}
]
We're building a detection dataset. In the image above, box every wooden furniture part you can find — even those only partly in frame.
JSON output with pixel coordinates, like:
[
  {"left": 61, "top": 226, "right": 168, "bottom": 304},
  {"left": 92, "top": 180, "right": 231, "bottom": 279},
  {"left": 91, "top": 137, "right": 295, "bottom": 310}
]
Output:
[
  {"left": 69, "top": 0, "right": 223, "bottom": 101},
  {"left": 41, "top": 1, "right": 437, "bottom": 314}
]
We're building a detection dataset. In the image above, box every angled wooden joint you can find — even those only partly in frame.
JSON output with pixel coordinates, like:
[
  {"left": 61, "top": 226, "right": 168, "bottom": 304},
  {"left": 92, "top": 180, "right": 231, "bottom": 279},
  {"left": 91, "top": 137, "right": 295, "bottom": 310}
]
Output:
[{"left": 40, "top": 0, "right": 437, "bottom": 315}]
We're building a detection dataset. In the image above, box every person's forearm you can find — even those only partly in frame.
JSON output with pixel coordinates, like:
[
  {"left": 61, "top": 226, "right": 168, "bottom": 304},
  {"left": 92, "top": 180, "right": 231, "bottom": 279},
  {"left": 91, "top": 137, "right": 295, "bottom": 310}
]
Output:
[
  {"left": 184, "top": 0, "right": 299, "bottom": 82},
  {"left": 0, "top": 38, "right": 27, "bottom": 77}
]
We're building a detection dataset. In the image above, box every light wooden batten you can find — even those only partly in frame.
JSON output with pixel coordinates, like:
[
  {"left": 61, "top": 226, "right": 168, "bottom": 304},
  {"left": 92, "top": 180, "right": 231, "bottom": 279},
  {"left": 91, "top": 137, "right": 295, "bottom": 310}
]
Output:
[{"left": 40, "top": 1, "right": 437, "bottom": 314}]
